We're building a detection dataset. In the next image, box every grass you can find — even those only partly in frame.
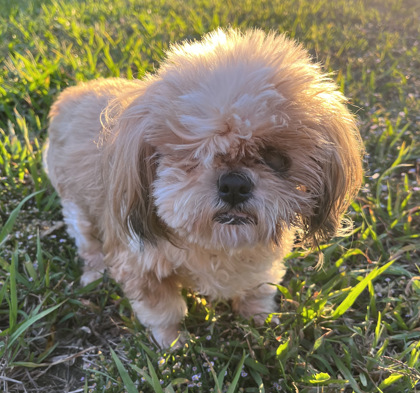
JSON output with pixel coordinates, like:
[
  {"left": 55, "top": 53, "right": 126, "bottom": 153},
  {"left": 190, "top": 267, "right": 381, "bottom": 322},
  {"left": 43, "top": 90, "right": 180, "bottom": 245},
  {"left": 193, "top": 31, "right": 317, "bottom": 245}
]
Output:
[{"left": 0, "top": 0, "right": 419, "bottom": 392}]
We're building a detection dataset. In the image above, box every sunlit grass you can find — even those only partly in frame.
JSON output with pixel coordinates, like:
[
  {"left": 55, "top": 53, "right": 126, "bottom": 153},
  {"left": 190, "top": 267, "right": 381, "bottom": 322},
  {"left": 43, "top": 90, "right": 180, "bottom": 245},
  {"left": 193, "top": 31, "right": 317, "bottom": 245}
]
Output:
[{"left": 1, "top": 0, "right": 419, "bottom": 392}]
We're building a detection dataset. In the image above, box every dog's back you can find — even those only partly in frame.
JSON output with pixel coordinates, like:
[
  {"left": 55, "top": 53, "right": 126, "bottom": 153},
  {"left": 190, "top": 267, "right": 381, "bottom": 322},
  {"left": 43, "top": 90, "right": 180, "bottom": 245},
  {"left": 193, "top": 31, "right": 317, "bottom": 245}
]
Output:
[
  {"left": 44, "top": 78, "right": 144, "bottom": 285},
  {"left": 45, "top": 78, "right": 139, "bottom": 206}
]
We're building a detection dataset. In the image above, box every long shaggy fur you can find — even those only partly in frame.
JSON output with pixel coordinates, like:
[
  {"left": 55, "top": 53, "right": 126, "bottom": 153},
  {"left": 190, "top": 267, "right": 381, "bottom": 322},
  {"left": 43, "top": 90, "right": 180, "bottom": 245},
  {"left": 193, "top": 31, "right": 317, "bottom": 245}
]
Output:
[{"left": 44, "top": 28, "right": 364, "bottom": 347}]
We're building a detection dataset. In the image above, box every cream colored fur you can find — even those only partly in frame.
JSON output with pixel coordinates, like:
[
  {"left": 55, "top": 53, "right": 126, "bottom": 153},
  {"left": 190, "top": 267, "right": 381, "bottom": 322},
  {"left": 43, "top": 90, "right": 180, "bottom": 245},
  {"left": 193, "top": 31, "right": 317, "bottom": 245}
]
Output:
[{"left": 44, "top": 28, "right": 363, "bottom": 347}]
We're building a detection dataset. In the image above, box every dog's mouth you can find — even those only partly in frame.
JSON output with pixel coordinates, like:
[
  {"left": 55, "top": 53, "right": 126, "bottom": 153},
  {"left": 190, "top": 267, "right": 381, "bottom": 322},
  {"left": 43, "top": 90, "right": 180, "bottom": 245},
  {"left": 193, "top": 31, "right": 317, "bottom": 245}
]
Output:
[{"left": 213, "top": 212, "right": 257, "bottom": 226}]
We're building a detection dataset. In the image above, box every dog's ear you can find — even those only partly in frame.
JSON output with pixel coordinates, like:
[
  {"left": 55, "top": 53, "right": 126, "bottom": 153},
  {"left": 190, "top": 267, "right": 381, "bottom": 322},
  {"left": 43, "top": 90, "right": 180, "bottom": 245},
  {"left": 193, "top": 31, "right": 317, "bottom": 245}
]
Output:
[
  {"left": 261, "top": 32, "right": 364, "bottom": 248},
  {"left": 102, "top": 98, "right": 170, "bottom": 249},
  {"left": 301, "top": 111, "right": 364, "bottom": 248}
]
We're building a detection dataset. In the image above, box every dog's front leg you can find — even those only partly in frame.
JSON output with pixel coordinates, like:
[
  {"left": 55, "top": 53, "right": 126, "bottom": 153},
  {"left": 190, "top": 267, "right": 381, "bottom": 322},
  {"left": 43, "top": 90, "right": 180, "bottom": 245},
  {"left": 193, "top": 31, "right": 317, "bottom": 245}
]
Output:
[
  {"left": 125, "top": 274, "right": 188, "bottom": 348},
  {"left": 232, "top": 282, "right": 279, "bottom": 325}
]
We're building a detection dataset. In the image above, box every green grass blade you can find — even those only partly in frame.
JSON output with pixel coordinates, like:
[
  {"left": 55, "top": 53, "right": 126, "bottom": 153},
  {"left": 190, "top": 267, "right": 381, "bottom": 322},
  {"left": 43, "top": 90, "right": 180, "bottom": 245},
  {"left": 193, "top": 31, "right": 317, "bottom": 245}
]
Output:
[
  {"left": 203, "top": 353, "right": 225, "bottom": 393},
  {"left": 109, "top": 347, "right": 138, "bottom": 393},
  {"left": 329, "top": 347, "right": 363, "bottom": 393},
  {"left": 379, "top": 373, "right": 404, "bottom": 389},
  {"left": 216, "top": 363, "right": 230, "bottom": 392},
  {"left": 249, "top": 368, "right": 265, "bottom": 393},
  {"left": 332, "top": 260, "right": 395, "bottom": 319},
  {"left": 244, "top": 357, "right": 269, "bottom": 376},
  {"left": 9, "top": 251, "right": 18, "bottom": 331},
  {"left": 6, "top": 301, "right": 64, "bottom": 349},
  {"left": 0, "top": 190, "right": 43, "bottom": 247},
  {"left": 226, "top": 351, "right": 247, "bottom": 393},
  {"left": 146, "top": 355, "right": 165, "bottom": 393},
  {"left": 0, "top": 275, "right": 9, "bottom": 313},
  {"left": 276, "top": 337, "right": 290, "bottom": 358},
  {"left": 130, "top": 364, "right": 155, "bottom": 388},
  {"left": 164, "top": 385, "right": 176, "bottom": 393}
]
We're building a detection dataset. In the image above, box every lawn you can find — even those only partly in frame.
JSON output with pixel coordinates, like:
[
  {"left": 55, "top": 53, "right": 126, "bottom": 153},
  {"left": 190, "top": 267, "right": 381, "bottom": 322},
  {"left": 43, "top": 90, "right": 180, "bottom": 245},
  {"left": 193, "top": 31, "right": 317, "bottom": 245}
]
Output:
[{"left": 0, "top": 0, "right": 419, "bottom": 392}]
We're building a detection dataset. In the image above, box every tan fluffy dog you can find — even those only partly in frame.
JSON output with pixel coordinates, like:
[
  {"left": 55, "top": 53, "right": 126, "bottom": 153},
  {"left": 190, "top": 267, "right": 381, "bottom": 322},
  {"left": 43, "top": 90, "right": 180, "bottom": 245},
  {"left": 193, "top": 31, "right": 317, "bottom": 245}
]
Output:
[{"left": 44, "top": 28, "right": 363, "bottom": 347}]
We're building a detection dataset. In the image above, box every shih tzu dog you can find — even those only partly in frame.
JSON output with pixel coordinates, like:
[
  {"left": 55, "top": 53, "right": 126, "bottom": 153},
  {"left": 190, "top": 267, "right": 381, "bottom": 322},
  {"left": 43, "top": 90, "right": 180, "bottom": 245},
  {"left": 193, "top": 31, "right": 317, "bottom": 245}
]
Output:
[{"left": 44, "top": 28, "right": 363, "bottom": 348}]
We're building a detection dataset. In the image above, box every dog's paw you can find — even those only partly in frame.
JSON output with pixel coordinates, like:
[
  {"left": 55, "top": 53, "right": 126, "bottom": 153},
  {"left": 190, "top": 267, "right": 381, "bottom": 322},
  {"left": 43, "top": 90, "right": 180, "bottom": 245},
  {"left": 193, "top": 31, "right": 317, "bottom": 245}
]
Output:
[
  {"left": 80, "top": 270, "right": 103, "bottom": 286},
  {"left": 253, "top": 312, "right": 280, "bottom": 326},
  {"left": 232, "top": 285, "right": 278, "bottom": 326},
  {"left": 151, "top": 325, "right": 188, "bottom": 350},
  {"left": 168, "top": 331, "right": 189, "bottom": 351}
]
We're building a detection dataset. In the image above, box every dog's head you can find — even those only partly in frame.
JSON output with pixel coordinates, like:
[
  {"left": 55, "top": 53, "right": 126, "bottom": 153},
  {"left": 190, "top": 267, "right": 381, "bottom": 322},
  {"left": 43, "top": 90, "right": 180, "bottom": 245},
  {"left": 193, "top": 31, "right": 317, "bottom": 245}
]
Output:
[{"left": 103, "top": 29, "right": 364, "bottom": 250}]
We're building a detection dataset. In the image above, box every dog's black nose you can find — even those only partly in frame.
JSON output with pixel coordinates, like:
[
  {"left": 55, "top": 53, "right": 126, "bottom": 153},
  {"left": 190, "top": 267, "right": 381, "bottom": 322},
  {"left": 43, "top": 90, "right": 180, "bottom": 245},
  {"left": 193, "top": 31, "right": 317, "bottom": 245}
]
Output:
[{"left": 218, "top": 172, "right": 253, "bottom": 206}]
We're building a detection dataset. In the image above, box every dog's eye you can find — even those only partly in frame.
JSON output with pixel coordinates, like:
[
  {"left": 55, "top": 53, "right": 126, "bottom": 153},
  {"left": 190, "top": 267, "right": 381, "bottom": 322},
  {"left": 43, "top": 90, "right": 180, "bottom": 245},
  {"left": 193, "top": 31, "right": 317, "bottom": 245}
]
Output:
[{"left": 261, "top": 149, "right": 290, "bottom": 175}]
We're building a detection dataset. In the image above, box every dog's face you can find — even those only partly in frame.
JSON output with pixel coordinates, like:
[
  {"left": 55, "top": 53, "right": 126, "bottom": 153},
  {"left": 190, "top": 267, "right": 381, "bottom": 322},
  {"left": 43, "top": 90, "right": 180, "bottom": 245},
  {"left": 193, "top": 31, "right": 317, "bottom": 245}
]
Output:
[
  {"left": 104, "top": 29, "right": 363, "bottom": 251},
  {"left": 151, "top": 91, "right": 318, "bottom": 250}
]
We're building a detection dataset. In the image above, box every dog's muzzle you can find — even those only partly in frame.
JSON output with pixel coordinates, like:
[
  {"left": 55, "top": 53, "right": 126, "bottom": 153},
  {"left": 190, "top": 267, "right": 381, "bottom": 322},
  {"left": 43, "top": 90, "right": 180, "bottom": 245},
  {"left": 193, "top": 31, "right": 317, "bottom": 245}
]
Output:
[{"left": 213, "top": 212, "right": 257, "bottom": 226}]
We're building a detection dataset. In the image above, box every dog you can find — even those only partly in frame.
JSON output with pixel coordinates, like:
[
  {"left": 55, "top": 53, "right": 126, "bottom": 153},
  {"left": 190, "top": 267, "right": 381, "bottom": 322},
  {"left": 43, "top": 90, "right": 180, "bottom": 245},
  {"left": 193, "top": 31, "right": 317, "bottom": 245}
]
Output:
[{"left": 44, "top": 28, "right": 363, "bottom": 348}]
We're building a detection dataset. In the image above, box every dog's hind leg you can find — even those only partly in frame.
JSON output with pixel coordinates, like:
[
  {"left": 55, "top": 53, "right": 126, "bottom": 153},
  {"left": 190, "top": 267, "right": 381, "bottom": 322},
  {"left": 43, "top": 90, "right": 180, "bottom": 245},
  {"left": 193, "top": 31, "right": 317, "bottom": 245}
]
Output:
[{"left": 61, "top": 200, "right": 106, "bottom": 286}]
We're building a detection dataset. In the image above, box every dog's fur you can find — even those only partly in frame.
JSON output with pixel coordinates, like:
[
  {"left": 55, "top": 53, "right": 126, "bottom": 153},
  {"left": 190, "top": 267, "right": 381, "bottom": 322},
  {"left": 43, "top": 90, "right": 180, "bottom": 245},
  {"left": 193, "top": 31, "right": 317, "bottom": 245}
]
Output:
[{"left": 44, "top": 28, "right": 363, "bottom": 347}]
